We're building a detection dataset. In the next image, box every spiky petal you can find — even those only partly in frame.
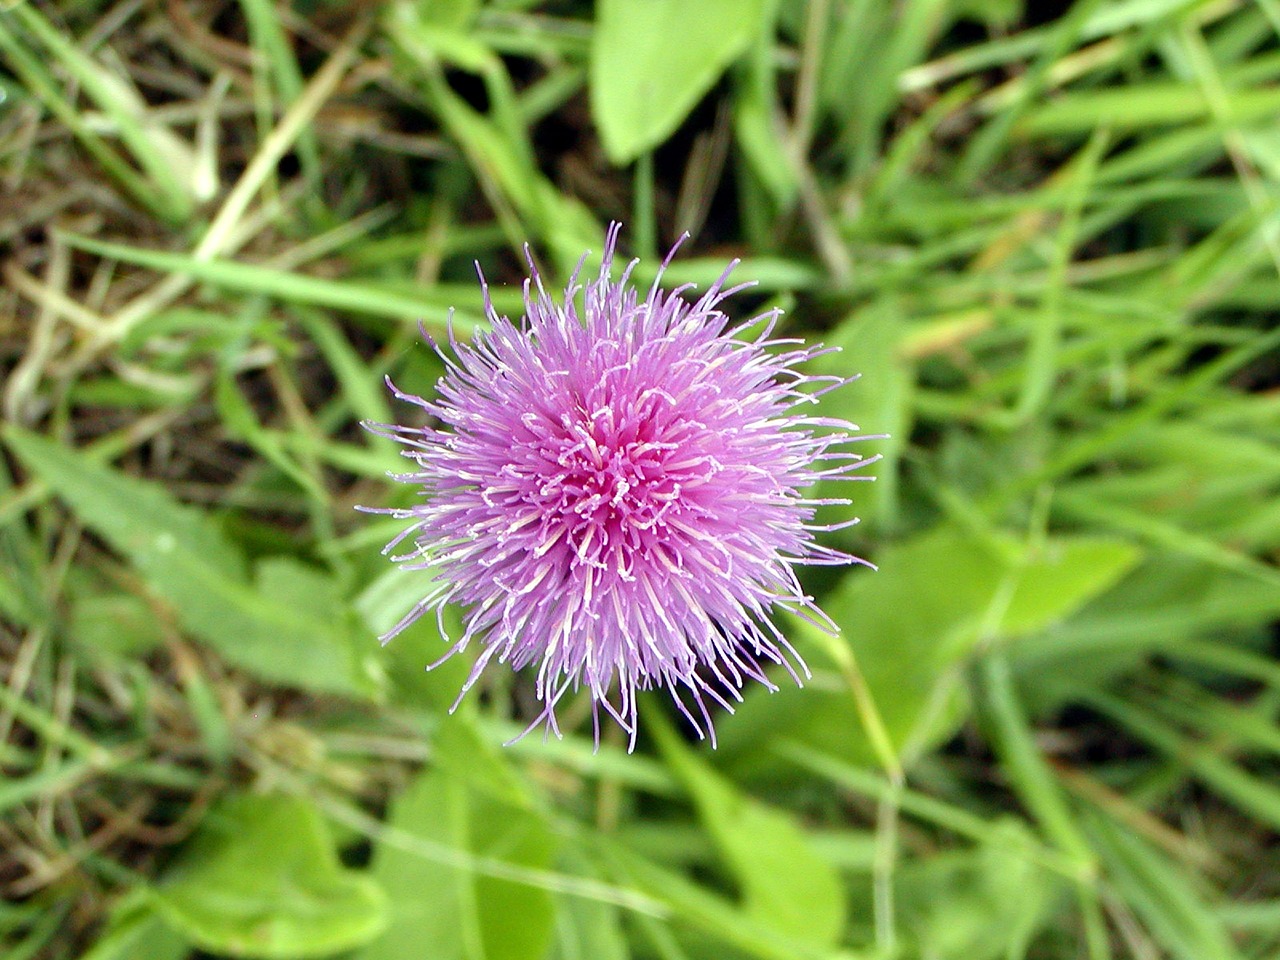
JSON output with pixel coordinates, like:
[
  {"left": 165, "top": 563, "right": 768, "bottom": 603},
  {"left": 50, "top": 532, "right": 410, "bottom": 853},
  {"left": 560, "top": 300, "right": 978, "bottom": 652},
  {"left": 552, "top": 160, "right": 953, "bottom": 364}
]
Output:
[{"left": 363, "top": 224, "right": 877, "bottom": 748}]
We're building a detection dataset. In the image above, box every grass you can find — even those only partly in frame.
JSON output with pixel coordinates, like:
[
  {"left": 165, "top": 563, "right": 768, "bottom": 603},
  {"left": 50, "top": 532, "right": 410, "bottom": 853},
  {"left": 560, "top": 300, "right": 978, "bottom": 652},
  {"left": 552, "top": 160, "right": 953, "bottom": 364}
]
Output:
[{"left": 2, "top": 1, "right": 1279, "bottom": 958}]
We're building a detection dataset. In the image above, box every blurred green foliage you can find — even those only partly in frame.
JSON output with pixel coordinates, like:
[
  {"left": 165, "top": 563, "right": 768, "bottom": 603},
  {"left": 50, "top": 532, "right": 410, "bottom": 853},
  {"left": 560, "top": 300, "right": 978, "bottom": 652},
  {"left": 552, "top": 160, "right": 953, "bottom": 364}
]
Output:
[{"left": 2, "top": 0, "right": 1280, "bottom": 958}]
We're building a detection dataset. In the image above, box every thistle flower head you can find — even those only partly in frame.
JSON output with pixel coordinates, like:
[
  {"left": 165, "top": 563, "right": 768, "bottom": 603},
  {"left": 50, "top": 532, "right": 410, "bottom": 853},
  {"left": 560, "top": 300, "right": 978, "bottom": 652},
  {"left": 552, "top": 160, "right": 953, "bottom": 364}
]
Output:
[{"left": 364, "top": 224, "right": 877, "bottom": 748}]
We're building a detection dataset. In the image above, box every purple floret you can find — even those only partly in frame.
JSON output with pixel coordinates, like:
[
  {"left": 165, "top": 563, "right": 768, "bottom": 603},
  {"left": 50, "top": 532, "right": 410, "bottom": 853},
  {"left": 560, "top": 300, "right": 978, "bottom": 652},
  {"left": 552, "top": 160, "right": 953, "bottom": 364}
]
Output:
[{"left": 363, "top": 223, "right": 877, "bottom": 748}]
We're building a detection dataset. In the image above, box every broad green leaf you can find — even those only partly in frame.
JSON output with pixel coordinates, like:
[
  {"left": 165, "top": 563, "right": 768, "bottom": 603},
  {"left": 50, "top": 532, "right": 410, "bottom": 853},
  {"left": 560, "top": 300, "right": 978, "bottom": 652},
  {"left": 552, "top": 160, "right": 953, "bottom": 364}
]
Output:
[
  {"left": 4, "top": 427, "right": 379, "bottom": 698},
  {"left": 546, "top": 852, "right": 628, "bottom": 960},
  {"left": 1000, "top": 536, "right": 1149, "bottom": 635},
  {"left": 254, "top": 557, "right": 386, "bottom": 697},
  {"left": 652, "top": 715, "right": 846, "bottom": 947},
  {"left": 592, "top": 833, "right": 836, "bottom": 960},
  {"left": 152, "top": 793, "right": 388, "bottom": 958},
  {"left": 592, "top": 0, "right": 768, "bottom": 163},
  {"left": 360, "top": 719, "right": 559, "bottom": 960},
  {"left": 67, "top": 591, "right": 165, "bottom": 661},
  {"left": 715, "top": 526, "right": 1141, "bottom": 774},
  {"left": 79, "top": 892, "right": 188, "bottom": 960},
  {"left": 4, "top": 426, "right": 245, "bottom": 579},
  {"left": 356, "top": 564, "right": 477, "bottom": 712},
  {"left": 814, "top": 297, "right": 915, "bottom": 532}
]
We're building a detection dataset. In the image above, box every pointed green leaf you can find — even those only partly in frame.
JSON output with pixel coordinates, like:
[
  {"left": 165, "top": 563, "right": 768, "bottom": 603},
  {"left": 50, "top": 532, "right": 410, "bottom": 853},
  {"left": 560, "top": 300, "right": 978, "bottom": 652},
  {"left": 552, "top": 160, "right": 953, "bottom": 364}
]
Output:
[
  {"left": 4, "top": 427, "right": 378, "bottom": 698},
  {"left": 716, "top": 526, "right": 1141, "bottom": 773},
  {"left": 360, "top": 719, "right": 559, "bottom": 960},
  {"left": 153, "top": 793, "right": 388, "bottom": 958},
  {"left": 592, "top": 0, "right": 768, "bottom": 162},
  {"left": 79, "top": 892, "right": 188, "bottom": 960},
  {"left": 653, "top": 717, "right": 846, "bottom": 947}
]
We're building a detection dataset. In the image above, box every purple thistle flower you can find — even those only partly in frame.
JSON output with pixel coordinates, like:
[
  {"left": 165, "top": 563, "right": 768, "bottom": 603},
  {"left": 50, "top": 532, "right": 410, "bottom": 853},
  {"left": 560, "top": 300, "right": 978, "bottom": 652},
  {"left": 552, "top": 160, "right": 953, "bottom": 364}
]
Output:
[{"left": 364, "top": 223, "right": 877, "bottom": 748}]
